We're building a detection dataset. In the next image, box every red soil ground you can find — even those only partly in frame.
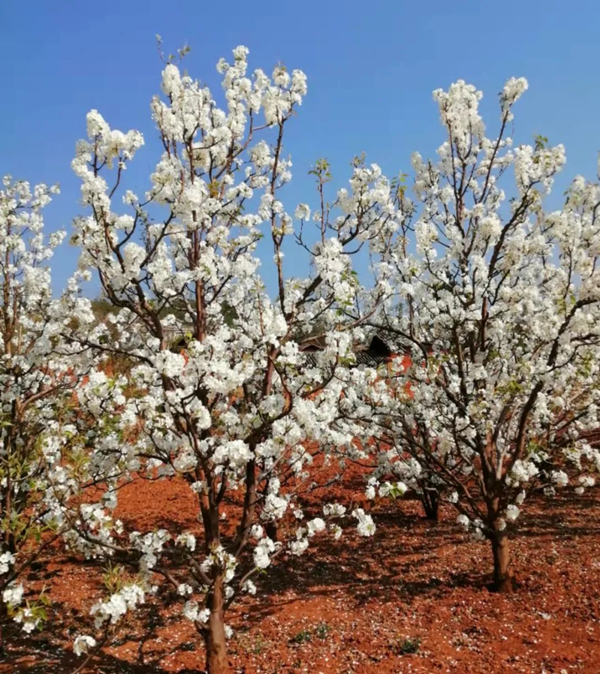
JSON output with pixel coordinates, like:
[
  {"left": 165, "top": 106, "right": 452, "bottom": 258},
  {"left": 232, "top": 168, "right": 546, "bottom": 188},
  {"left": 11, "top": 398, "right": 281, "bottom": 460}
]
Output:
[{"left": 2, "top": 471, "right": 600, "bottom": 674}]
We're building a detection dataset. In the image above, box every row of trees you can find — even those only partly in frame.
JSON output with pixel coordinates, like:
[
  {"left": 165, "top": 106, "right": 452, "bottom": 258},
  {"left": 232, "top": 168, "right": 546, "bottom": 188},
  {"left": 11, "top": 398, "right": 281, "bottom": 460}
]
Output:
[{"left": 1, "top": 47, "right": 599, "bottom": 673}]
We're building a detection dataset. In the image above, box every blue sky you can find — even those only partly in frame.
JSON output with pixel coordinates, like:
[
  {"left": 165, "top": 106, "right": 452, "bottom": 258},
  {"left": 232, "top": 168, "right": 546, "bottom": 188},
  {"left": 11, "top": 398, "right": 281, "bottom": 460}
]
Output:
[{"left": 2, "top": 0, "right": 600, "bottom": 294}]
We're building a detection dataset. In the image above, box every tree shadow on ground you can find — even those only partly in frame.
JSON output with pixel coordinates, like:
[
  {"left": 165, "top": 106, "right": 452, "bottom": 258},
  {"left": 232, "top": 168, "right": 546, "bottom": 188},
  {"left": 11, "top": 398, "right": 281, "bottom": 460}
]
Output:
[
  {"left": 234, "top": 502, "right": 486, "bottom": 627},
  {"left": 519, "top": 491, "right": 600, "bottom": 540},
  {"left": 1, "top": 622, "right": 210, "bottom": 674},
  {"left": 1, "top": 634, "right": 160, "bottom": 673},
  {"left": 8, "top": 491, "right": 599, "bottom": 673}
]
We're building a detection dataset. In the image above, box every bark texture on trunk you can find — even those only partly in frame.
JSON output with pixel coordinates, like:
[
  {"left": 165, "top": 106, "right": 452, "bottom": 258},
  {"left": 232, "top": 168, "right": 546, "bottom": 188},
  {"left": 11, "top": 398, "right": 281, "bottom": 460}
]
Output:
[
  {"left": 204, "top": 576, "right": 230, "bottom": 674},
  {"left": 491, "top": 533, "right": 515, "bottom": 593}
]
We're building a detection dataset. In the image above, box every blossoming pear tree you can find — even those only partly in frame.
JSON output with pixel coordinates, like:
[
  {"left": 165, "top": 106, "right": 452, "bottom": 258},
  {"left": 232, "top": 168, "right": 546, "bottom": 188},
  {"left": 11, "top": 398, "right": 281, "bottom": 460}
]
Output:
[
  {"left": 65, "top": 46, "right": 398, "bottom": 673},
  {"left": 362, "top": 78, "right": 600, "bottom": 592},
  {"left": 0, "top": 177, "right": 81, "bottom": 650}
]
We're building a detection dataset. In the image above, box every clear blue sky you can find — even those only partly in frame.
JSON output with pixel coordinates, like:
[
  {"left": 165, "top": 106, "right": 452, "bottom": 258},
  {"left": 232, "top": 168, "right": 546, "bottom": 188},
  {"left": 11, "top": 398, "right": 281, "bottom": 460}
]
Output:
[{"left": 2, "top": 0, "right": 600, "bottom": 295}]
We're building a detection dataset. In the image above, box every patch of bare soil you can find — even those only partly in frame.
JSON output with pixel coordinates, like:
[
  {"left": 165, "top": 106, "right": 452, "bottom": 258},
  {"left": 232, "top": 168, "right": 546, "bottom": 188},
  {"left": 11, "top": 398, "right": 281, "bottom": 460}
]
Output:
[{"left": 2, "top": 474, "right": 600, "bottom": 674}]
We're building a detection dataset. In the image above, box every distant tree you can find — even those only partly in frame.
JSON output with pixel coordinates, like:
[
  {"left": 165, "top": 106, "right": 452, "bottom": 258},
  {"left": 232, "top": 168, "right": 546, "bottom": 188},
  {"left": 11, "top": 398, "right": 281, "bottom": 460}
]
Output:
[
  {"left": 362, "top": 78, "right": 600, "bottom": 591},
  {"left": 0, "top": 177, "right": 80, "bottom": 650}
]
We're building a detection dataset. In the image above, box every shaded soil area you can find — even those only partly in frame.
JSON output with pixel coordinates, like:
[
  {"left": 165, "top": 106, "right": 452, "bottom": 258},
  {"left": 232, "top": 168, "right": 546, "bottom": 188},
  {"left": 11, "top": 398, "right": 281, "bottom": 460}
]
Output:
[{"left": 2, "top": 475, "right": 600, "bottom": 674}]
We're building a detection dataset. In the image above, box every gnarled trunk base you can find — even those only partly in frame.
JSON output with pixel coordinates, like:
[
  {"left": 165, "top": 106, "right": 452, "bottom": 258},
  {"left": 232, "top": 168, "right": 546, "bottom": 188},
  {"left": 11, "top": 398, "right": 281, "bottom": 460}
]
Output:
[{"left": 205, "top": 626, "right": 229, "bottom": 674}]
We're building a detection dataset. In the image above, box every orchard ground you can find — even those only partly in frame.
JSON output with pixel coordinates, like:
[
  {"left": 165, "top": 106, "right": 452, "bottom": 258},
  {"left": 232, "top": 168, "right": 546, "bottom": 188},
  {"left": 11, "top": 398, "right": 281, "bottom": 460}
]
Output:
[{"left": 2, "top": 462, "right": 600, "bottom": 674}]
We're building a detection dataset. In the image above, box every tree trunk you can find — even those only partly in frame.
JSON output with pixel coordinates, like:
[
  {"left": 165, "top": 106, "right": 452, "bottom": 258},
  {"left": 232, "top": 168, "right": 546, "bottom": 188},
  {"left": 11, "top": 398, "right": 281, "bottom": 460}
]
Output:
[
  {"left": 491, "top": 532, "right": 515, "bottom": 593},
  {"left": 204, "top": 575, "right": 230, "bottom": 674},
  {"left": 420, "top": 489, "right": 439, "bottom": 521}
]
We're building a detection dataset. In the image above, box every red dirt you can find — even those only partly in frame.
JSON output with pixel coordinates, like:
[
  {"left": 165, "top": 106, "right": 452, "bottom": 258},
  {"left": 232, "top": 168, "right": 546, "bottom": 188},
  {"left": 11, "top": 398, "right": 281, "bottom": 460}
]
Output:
[{"left": 2, "top": 471, "right": 600, "bottom": 673}]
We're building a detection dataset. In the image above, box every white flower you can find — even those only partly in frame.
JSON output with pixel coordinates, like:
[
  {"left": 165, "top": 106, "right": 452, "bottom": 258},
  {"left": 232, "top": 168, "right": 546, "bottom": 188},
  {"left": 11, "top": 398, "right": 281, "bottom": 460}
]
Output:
[
  {"left": 552, "top": 471, "right": 569, "bottom": 488},
  {"left": 22, "top": 619, "right": 37, "bottom": 634},
  {"left": 331, "top": 524, "right": 343, "bottom": 540},
  {"left": 212, "top": 440, "right": 253, "bottom": 469},
  {"left": 243, "top": 580, "right": 257, "bottom": 595},
  {"left": 176, "top": 532, "right": 197, "bottom": 551},
  {"left": 173, "top": 450, "right": 198, "bottom": 473},
  {"left": 323, "top": 503, "right": 346, "bottom": 517},
  {"left": 90, "top": 584, "right": 145, "bottom": 627},
  {"left": 183, "top": 600, "right": 199, "bottom": 622},
  {"left": 456, "top": 514, "right": 470, "bottom": 530},
  {"left": 183, "top": 601, "right": 210, "bottom": 624},
  {"left": 74, "top": 635, "right": 97, "bottom": 656},
  {"left": 2, "top": 582, "right": 24, "bottom": 606},
  {"left": 250, "top": 524, "right": 264, "bottom": 539},
  {"left": 0, "top": 551, "right": 15, "bottom": 575},
  {"left": 262, "top": 493, "right": 288, "bottom": 520},
  {"left": 254, "top": 537, "right": 276, "bottom": 569},
  {"left": 307, "top": 517, "right": 326, "bottom": 537},
  {"left": 505, "top": 505, "right": 520, "bottom": 522},
  {"left": 352, "top": 508, "right": 376, "bottom": 537},
  {"left": 294, "top": 204, "right": 311, "bottom": 220},
  {"left": 501, "top": 77, "right": 529, "bottom": 118},
  {"left": 155, "top": 351, "right": 186, "bottom": 378},
  {"left": 191, "top": 481, "right": 206, "bottom": 494},
  {"left": 290, "top": 537, "right": 309, "bottom": 555}
]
